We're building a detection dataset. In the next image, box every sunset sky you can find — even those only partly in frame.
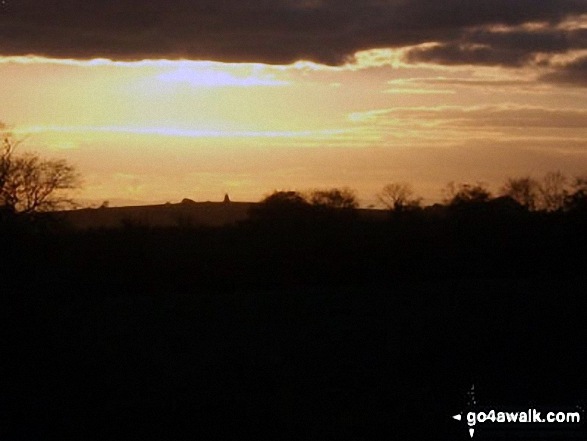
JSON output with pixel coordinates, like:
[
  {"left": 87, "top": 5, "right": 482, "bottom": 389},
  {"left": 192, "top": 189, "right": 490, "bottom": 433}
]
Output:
[{"left": 1, "top": 1, "right": 587, "bottom": 206}]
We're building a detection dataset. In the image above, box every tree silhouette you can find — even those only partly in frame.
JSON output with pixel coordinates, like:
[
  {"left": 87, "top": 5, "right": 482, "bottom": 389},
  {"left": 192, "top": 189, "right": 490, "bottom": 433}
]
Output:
[
  {"left": 501, "top": 176, "right": 540, "bottom": 211},
  {"left": 565, "top": 175, "right": 587, "bottom": 212},
  {"left": 539, "top": 171, "right": 568, "bottom": 212},
  {"left": 261, "top": 190, "right": 308, "bottom": 207},
  {"left": 1, "top": 126, "right": 19, "bottom": 207},
  {"left": 0, "top": 126, "right": 80, "bottom": 214},
  {"left": 444, "top": 182, "right": 492, "bottom": 206},
  {"left": 249, "top": 190, "right": 311, "bottom": 222},
  {"left": 378, "top": 182, "right": 421, "bottom": 211},
  {"left": 308, "top": 187, "right": 358, "bottom": 209}
]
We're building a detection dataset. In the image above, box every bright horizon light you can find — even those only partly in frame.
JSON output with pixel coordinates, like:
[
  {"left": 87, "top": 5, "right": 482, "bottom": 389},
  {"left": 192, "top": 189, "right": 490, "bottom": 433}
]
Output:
[{"left": 1, "top": 42, "right": 587, "bottom": 207}]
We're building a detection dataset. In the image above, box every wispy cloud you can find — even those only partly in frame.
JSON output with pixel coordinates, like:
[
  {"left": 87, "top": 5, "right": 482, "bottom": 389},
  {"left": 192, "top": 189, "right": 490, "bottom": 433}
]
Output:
[{"left": 14, "top": 125, "right": 349, "bottom": 139}]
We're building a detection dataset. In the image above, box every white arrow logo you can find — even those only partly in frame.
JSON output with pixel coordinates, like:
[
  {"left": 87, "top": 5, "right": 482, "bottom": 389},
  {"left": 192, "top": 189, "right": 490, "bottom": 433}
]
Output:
[{"left": 452, "top": 413, "right": 475, "bottom": 437}]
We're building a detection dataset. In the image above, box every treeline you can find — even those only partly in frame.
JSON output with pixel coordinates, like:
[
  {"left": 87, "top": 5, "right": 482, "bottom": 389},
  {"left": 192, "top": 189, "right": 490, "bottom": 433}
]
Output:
[{"left": 2, "top": 172, "right": 587, "bottom": 296}]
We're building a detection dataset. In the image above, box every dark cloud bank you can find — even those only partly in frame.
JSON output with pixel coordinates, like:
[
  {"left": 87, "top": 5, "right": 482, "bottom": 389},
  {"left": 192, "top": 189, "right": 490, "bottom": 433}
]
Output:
[{"left": 1, "top": 0, "right": 587, "bottom": 78}]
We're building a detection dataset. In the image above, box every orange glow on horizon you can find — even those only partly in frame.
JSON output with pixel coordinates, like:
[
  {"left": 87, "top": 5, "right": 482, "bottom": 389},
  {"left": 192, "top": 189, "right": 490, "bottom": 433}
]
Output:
[{"left": 1, "top": 51, "right": 587, "bottom": 207}]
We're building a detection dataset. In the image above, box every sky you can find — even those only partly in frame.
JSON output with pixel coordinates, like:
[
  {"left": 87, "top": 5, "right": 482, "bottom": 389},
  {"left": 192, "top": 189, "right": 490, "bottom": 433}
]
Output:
[{"left": 1, "top": 1, "right": 587, "bottom": 206}]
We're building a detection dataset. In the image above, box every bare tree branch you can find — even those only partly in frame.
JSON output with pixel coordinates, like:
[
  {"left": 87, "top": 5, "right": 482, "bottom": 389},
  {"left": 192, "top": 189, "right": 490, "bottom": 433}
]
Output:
[
  {"left": 0, "top": 127, "right": 81, "bottom": 214},
  {"left": 500, "top": 176, "right": 540, "bottom": 211},
  {"left": 378, "top": 182, "right": 421, "bottom": 211}
]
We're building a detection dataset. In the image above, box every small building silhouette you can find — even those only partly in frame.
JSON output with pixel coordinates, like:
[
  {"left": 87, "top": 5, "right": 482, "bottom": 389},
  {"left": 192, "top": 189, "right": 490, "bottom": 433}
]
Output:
[{"left": 223, "top": 194, "right": 231, "bottom": 203}]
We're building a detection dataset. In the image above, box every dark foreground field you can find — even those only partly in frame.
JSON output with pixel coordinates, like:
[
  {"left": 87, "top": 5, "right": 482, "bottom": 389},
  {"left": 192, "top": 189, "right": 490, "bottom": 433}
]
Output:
[
  {"left": 2, "top": 201, "right": 587, "bottom": 440},
  {"left": 4, "top": 278, "right": 587, "bottom": 440}
]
